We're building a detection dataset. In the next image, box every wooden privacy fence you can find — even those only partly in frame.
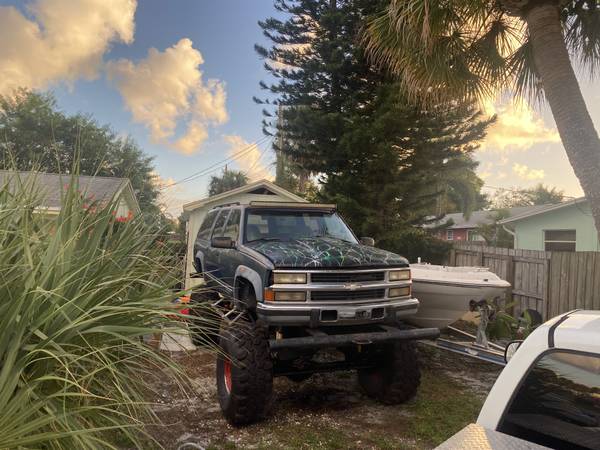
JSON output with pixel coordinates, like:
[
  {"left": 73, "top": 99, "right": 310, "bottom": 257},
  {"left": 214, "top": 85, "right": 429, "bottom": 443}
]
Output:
[{"left": 448, "top": 243, "right": 600, "bottom": 319}]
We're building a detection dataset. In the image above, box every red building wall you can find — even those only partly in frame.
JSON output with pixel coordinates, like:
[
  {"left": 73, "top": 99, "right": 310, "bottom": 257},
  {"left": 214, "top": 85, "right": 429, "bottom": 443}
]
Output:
[{"left": 436, "top": 228, "right": 468, "bottom": 242}]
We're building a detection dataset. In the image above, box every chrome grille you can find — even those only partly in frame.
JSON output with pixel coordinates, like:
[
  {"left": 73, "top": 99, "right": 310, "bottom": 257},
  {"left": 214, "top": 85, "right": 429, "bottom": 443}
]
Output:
[
  {"left": 311, "top": 288, "right": 385, "bottom": 302},
  {"left": 310, "top": 271, "right": 385, "bottom": 283}
]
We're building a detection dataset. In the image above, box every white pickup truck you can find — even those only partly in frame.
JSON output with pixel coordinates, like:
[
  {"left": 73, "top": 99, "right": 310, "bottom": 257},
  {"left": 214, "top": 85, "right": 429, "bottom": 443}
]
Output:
[{"left": 438, "top": 310, "right": 600, "bottom": 450}]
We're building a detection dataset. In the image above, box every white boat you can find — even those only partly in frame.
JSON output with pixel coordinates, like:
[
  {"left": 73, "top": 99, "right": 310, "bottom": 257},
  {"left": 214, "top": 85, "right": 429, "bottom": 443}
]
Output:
[{"left": 407, "top": 263, "right": 511, "bottom": 329}]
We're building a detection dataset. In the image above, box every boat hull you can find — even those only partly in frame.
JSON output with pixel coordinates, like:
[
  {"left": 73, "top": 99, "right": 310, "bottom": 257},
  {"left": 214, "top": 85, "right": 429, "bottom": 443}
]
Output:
[{"left": 408, "top": 279, "right": 508, "bottom": 329}]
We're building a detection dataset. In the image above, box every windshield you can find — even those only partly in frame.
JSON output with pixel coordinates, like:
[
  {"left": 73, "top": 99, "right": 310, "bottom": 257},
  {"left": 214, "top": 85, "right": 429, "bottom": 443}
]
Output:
[{"left": 245, "top": 209, "right": 357, "bottom": 243}]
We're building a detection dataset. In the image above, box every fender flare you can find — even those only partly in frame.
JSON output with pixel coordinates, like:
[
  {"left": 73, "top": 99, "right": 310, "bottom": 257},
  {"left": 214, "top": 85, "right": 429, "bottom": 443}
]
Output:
[
  {"left": 234, "top": 265, "right": 264, "bottom": 302},
  {"left": 194, "top": 250, "right": 205, "bottom": 274}
]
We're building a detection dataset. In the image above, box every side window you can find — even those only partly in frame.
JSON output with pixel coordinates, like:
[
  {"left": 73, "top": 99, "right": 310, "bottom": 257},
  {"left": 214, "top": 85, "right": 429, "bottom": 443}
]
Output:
[
  {"left": 197, "top": 210, "right": 217, "bottom": 241},
  {"left": 223, "top": 209, "right": 241, "bottom": 241},
  {"left": 211, "top": 209, "right": 229, "bottom": 239},
  {"left": 499, "top": 351, "right": 600, "bottom": 449}
]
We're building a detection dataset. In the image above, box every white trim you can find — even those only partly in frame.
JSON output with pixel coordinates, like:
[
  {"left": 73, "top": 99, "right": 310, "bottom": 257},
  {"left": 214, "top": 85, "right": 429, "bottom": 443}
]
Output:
[
  {"left": 182, "top": 179, "right": 307, "bottom": 213},
  {"left": 114, "top": 179, "right": 141, "bottom": 215}
]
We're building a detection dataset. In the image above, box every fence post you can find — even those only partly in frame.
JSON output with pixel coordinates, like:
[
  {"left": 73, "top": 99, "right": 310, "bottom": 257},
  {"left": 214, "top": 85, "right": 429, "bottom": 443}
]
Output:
[{"left": 505, "top": 254, "right": 515, "bottom": 315}]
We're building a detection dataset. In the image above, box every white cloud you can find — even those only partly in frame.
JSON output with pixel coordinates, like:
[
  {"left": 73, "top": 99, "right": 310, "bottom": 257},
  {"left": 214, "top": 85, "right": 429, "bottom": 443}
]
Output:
[
  {"left": 513, "top": 163, "right": 545, "bottom": 181},
  {"left": 150, "top": 171, "right": 194, "bottom": 217},
  {"left": 224, "top": 135, "right": 273, "bottom": 181},
  {"left": 107, "top": 38, "right": 228, "bottom": 155},
  {"left": 0, "top": 0, "right": 136, "bottom": 95},
  {"left": 482, "top": 99, "right": 560, "bottom": 152}
]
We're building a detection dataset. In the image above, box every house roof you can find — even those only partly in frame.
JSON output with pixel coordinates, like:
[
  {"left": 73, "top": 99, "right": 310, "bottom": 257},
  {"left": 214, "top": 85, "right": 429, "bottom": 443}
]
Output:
[
  {"left": 498, "top": 197, "right": 586, "bottom": 225},
  {"left": 426, "top": 205, "right": 550, "bottom": 230},
  {"left": 182, "top": 179, "right": 308, "bottom": 213},
  {"left": 0, "top": 170, "right": 139, "bottom": 213}
]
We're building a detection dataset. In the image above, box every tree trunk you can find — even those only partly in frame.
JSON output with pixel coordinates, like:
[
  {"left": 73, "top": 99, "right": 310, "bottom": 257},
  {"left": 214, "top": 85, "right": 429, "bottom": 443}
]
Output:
[{"left": 525, "top": 3, "right": 600, "bottom": 242}]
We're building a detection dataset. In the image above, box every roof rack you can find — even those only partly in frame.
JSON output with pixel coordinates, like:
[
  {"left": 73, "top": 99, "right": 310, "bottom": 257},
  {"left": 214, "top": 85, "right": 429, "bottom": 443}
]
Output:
[
  {"left": 209, "top": 202, "right": 240, "bottom": 210},
  {"left": 248, "top": 201, "right": 337, "bottom": 210}
]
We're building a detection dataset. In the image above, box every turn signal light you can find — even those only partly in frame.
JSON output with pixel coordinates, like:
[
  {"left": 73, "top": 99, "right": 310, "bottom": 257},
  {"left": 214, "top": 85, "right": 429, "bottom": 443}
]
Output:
[
  {"left": 389, "top": 286, "right": 411, "bottom": 298},
  {"left": 274, "top": 291, "right": 306, "bottom": 302}
]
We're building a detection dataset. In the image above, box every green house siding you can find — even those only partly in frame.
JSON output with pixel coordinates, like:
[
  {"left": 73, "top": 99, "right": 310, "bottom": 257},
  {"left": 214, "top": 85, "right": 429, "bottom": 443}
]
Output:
[{"left": 512, "top": 202, "right": 599, "bottom": 251}]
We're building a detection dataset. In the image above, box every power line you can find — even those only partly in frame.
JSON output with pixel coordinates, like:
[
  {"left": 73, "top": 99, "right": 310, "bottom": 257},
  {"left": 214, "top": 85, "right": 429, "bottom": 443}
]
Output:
[
  {"left": 160, "top": 135, "right": 271, "bottom": 190},
  {"left": 246, "top": 138, "right": 273, "bottom": 173},
  {"left": 482, "top": 184, "right": 576, "bottom": 199}
]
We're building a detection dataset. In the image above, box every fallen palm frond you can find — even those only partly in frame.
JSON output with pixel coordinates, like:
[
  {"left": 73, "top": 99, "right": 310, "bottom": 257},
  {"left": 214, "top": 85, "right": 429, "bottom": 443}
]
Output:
[{"left": 0, "top": 172, "right": 191, "bottom": 449}]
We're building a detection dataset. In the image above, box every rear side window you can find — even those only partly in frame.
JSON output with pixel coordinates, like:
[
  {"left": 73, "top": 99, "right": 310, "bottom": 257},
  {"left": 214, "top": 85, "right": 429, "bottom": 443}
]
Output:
[
  {"left": 499, "top": 351, "right": 600, "bottom": 449},
  {"left": 223, "top": 209, "right": 241, "bottom": 241},
  {"left": 197, "top": 210, "right": 217, "bottom": 241},
  {"left": 211, "top": 209, "right": 229, "bottom": 239}
]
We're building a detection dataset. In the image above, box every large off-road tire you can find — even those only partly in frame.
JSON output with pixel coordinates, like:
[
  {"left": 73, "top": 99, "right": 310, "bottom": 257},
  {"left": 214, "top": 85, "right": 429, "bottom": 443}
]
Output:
[
  {"left": 357, "top": 341, "right": 420, "bottom": 405},
  {"left": 189, "top": 290, "right": 221, "bottom": 348},
  {"left": 216, "top": 320, "right": 273, "bottom": 426}
]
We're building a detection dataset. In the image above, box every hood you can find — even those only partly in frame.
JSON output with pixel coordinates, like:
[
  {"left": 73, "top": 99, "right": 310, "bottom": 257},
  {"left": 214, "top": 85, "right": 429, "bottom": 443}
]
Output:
[{"left": 244, "top": 237, "right": 408, "bottom": 268}]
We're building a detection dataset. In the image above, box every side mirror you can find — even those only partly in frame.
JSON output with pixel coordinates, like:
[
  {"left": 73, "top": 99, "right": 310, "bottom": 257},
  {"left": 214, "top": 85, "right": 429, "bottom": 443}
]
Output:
[
  {"left": 211, "top": 236, "right": 235, "bottom": 249},
  {"left": 504, "top": 340, "right": 523, "bottom": 363},
  {"left": 360, "top": 237, "right": 375, "bottom": 246}
]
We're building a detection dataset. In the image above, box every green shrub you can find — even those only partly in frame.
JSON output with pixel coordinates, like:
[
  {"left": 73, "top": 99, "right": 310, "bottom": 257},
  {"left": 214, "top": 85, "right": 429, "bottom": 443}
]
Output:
[
  {"left": 0, "top": 173, "right": 187, "bottom": 449},
  {"left": 379, "top": 228, "right": 453, "bottom": 264}
]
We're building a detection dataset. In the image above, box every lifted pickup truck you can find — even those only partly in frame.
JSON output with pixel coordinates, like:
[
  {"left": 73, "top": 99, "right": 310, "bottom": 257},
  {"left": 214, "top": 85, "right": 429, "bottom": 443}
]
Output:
[
  {"left": 439, "top": 310, "right": 600, "bottom": 450},
  {"left": 189, "top": 201, "right": 439, "bottom": 425}
]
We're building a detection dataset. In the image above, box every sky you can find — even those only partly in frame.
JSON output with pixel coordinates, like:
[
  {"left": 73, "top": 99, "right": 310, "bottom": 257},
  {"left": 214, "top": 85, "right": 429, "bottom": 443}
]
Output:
[{"left": 0, "top": 0, "right": 597, "bottom": 216}]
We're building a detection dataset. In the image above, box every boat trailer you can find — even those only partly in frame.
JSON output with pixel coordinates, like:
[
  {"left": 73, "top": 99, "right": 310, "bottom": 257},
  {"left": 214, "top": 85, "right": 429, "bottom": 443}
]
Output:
[{"left": 421, "top": 300, "right": 507, "bottom": 366}]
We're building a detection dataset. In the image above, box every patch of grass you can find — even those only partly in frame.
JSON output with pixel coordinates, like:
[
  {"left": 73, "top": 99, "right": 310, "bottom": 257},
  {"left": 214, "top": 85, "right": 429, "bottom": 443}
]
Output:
[
  {"left": 404, "top": 368, "right": 483, "bottom": 447},
  {"left": 207, "top": 441, "right": 238, "bottom": 450},
  {"left": 264, "top": 425, "right": 355, "bottom": 450},
  {"left": 368, "top": 435, "right": 418, "bottom": 450}
]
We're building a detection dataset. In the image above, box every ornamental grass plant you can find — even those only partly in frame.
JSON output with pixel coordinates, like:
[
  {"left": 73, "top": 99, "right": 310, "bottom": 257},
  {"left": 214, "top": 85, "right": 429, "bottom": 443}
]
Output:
[{"left": 0, "top": 172, "right": 189, "bottom": 449}]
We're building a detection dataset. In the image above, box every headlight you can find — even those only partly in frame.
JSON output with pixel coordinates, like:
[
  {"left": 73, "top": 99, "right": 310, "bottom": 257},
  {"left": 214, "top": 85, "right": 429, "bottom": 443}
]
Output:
[
  {"left": 389, "top": 269, "right": 410, "bottom": 281},
  {"left": 273, "top": 272, "right": 307, "bottom": 284},
  {"left": 274, "top": 291, "right": 306, "bottom": 302},
  {"left": 389, "top": 286, "right": 411, "bottom": 298}
]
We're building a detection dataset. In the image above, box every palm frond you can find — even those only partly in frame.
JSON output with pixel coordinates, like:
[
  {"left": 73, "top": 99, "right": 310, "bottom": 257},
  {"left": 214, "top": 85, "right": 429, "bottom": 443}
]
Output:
[
  {"left": 362, "top": 0, "right": 530, "bottom": 105},
  {"left": 563, "top": 0, "right": 600, "bottom": 78}
]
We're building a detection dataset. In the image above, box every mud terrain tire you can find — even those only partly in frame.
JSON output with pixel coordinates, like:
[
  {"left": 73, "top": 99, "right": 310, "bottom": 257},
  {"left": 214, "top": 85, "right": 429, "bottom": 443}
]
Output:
[
  {"left": 357, "top": 341, "right": 420, "bottom": 404},
  {"left": 216, "top": 320, "right": 273, "bottom": 426}
]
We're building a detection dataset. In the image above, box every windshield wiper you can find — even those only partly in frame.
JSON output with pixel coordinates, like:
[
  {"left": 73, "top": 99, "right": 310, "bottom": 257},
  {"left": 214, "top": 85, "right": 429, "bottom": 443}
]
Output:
[
  {"left": 308, "top": 234, "right": 353, "bottom": 243},
  {"left": 247, "top": 237, "right": 281, "bottom": 243}
]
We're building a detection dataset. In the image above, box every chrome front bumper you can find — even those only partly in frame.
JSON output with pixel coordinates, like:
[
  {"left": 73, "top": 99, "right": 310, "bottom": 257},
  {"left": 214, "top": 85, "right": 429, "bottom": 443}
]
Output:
[{"left": 257, "top": 297, "right": 419, "bottom": 326}]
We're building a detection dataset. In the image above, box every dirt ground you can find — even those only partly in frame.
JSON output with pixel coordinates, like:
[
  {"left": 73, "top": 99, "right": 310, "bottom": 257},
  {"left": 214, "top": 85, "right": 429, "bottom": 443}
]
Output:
[{"left": 146, "top": 343, "right": 502, "bottom": 450}]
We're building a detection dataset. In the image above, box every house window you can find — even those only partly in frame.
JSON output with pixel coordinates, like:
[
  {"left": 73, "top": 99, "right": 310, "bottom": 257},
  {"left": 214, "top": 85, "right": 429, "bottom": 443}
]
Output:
[
  {"left": 446, "top": 230, "right": 454, "bottom": 241},
  {"left": 544, "top": 230, "right": 576, "bottom": 252},
  {"left": 467, "top": 230, "right": 482, "bottom": 242}
]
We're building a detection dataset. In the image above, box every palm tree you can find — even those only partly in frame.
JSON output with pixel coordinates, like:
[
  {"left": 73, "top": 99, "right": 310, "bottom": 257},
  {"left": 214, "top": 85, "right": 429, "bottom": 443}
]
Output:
[
  {"left": 208, "top": 168, "right": 249, "bottom": 196},
  {"left": 363, "top": 1, "right": 600, "bottom": 238}
]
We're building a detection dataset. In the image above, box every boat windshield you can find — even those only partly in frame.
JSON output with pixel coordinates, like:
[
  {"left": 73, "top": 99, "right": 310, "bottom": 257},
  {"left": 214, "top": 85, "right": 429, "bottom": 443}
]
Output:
[{"left": 245, "top": 209, "right": 357, "bottom": 243}]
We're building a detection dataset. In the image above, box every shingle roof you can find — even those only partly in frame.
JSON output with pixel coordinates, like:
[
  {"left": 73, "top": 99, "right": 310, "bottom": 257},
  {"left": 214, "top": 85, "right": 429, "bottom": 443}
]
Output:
[
  {"left": 425, "top": 205, "right": 551, "bottom": 230},
  {"left": 498, "top": 197, "right": 586, "bottom": 224},
  {"left": 0, "top": 170, "right": 130, "bottom": 209}
]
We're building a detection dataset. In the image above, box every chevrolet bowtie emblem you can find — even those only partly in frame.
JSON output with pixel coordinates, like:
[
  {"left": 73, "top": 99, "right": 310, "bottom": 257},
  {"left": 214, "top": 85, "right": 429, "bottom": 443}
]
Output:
[{"left": 345, "top": 283, "right": 361, "bottom": 291}]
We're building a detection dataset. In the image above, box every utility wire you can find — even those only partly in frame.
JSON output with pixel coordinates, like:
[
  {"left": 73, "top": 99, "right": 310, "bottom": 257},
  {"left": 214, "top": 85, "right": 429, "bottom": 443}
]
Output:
[
  {"left": 160, "top": 135, "right": 271, "bottom": 190},
  {"left": 482, "top": 184, "right": 576, "bottom": 199},
  {"left": 246, "top": 138, "right": 273, "bottom": 174}
]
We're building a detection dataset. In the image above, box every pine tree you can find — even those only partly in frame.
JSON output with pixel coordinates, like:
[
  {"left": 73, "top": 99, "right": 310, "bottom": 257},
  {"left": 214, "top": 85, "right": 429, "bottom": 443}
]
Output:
[{"left": 256, "top": 0, "right": 493, "bottom": 260}]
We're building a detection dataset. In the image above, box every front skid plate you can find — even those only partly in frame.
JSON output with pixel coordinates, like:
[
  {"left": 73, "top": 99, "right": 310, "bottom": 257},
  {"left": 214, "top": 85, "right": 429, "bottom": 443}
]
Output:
[{"left": 268, "top": 325, "right": 439, "bottom": 351}]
